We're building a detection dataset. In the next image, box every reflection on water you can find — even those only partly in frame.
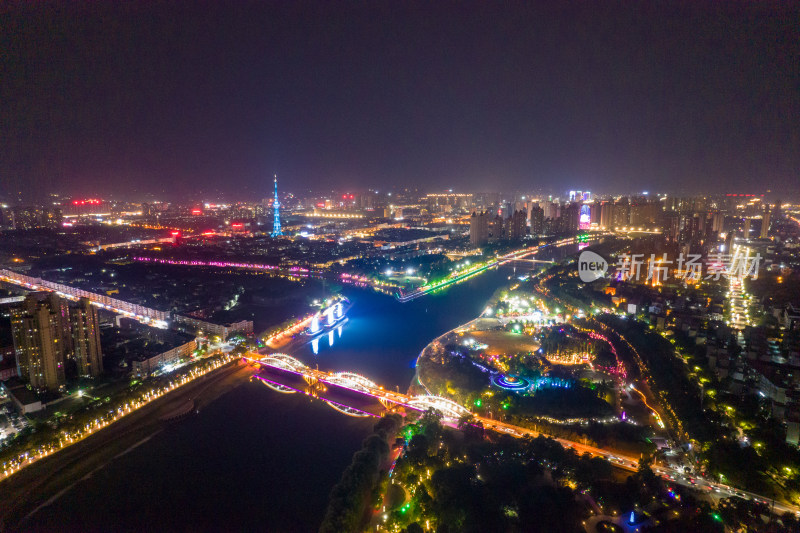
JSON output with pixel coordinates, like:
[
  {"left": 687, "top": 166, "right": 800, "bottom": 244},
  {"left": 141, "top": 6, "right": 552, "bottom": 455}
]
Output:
[
  {"left": 310, "top": 323, "right": 346, "bottom": 355},
  {"left": 290, "top": 241, "right": 589, "bottom": 390},
  {"left": 24, "top": 243, "right": 590, "bottom": 531},
  {"left": 291, "top": 266, "right": 520, "bottom": 389}
]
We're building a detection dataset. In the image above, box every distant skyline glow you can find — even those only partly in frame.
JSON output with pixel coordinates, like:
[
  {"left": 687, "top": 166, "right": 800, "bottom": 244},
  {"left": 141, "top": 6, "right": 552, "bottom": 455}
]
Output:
[{"left": 1, "top": 3, "right": 798, "bottom": 201}]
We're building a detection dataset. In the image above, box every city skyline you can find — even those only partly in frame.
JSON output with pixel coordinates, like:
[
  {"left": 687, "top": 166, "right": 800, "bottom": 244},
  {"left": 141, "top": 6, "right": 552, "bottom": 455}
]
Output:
[{"left": 2, "top": 3, "right": 800, "bottom": 531}]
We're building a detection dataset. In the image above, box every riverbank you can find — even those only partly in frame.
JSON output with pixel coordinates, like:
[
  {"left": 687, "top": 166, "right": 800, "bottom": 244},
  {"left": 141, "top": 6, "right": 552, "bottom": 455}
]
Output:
[
  {"left": 409, "top": 317, "right": 485, "bottom": 396},
  {"left": 0, "top": 360, "right": 257, "bottom": 531},
  {"left": 6, "top": 265, "right": 525, "bottom": 531}
]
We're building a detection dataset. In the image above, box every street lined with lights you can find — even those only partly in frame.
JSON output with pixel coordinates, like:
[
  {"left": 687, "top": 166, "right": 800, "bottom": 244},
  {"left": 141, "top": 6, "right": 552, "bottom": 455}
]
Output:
[
  {"left": 0, "top": 353, "right": 239, "bottom": 483},
  {"left": 247, "top": 351, "right": 800, "bottom": 517},
  {"left": 398, "top": 235, "right": 603, "bottom": 302}
]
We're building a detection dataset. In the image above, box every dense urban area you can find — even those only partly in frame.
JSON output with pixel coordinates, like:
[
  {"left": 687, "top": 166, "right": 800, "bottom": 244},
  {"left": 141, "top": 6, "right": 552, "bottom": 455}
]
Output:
[
  {"left": 1, "top": 188, "right": 799, "bottom": 532},
  {"left": 3, "top": 2, "right": 798, "bottom": 532}
]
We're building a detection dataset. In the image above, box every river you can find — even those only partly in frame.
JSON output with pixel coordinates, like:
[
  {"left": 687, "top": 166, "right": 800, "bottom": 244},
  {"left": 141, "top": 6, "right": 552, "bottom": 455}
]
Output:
[{"left": 21, "top": 245, "right": 584, "bottom": 532}]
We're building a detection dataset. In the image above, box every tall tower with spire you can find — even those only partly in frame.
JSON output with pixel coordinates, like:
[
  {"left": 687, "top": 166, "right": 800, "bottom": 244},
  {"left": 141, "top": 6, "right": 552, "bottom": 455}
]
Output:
[{"left": 271, "top": 174, "right": 282, "bottom": 237}]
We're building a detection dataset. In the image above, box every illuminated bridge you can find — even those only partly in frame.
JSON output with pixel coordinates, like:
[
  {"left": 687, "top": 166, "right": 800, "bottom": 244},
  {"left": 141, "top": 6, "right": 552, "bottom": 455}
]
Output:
[
  {"left": 0, "top": 268, "right": 253, "bottom": 335},
  {"left": 326, "top": 372, "right": 379, "bottom": 393},
  {"left": 245, "top": 353, "right": 474, "bottom": 421},
  {"left": 243, "top": 352, "right": 800, "bottom": 514},
  {"left": 406, "top": 395, "right": 472, "bottom": 419},
  {"left": 0, "top": 268, "right": 169, "bottom": 327},
  {"left": 245, "top": 352, "right": 647, "bottom": 474}
]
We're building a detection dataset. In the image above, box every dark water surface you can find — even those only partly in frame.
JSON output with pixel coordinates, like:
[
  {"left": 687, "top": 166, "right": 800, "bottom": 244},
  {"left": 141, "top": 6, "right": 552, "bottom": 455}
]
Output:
[
  {"left": 22, "top": 248, "right": 583, "bottom": 531},
  {"left": 22, "top": 384, "right": 375, "bottom": 533},
  {"left": 291, "top": 267, "right": 516, "bottom": 389}
]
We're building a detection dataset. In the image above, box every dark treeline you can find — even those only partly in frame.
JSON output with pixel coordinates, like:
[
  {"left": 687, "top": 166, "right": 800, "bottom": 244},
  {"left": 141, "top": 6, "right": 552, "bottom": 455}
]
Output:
[
  {"left": 592, "top": 314, "right": 712, "bottom": 441},
  {"left": 392, "top": 415, "right": 616, "bottom": 532},
  {"left": 319, "top": 414, "right": 402, "bottom": 533}
]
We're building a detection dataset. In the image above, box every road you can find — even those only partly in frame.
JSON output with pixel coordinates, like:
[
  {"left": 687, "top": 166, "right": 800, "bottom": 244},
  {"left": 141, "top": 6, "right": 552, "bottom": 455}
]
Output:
[
  {"left": 0, "top": 360, "right": 256, "bottom": 531},
  {"left": 250, "top": 353, "right": 800, "bottom": 517},
  {"left": 475, "top": 413, "right": 799, "bottom": 514}
]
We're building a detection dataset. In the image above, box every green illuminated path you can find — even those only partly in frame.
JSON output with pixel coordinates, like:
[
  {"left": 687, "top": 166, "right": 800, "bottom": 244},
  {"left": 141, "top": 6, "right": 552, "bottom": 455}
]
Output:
[{"left": 397, "top": 235, "right": 597, "bottom": 302}]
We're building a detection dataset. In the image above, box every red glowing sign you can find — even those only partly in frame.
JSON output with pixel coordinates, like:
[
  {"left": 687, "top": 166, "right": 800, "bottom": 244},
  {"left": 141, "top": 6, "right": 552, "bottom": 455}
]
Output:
[
  {"left": 231, "top": 223, "right": 243, "bottom": 228},
  {"left": 316, "top": 202, "right": 325, "bottom": 208},
  {"left": 171, "top": 231, "right": 181, "bottom": 236},
  {"left": 191, "top": 209, "right": 202, "bottom": 215}
]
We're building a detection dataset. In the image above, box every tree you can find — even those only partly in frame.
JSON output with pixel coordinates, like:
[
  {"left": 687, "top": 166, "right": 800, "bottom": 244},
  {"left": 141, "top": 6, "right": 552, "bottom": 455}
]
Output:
[
  {"left": 594, "top": 349, "right": 616, "bottom": 368},
  {"left": 319, "top": 414, "right": 400, "bottom": 533},
  {"left": 419, "top": 408, "right": 443, "bottom": 441},
  {"left": 457, "top": 413, "right": 474, "bottom": 430},
  {"left": 633, "top": 453, "right": 661, "bottom": 494},
  {"left": 406, "top": 435, "right": 431, "bottom": 464}
]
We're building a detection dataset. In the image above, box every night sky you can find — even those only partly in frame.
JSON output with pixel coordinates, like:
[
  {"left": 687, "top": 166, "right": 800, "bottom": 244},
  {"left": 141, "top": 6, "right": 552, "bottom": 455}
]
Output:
[{"left": 1, "top": 2, "right": 798, "bottom": 200}]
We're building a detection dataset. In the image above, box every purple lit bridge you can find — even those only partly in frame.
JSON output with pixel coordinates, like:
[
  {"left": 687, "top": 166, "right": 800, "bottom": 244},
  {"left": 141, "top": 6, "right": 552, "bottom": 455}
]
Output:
[{"left": 245, "top": 353, "right": 472, "bottom": 420}]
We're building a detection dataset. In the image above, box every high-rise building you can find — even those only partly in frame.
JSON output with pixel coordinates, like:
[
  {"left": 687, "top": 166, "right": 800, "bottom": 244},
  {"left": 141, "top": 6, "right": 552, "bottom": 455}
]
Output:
[
  {"left": 599, "top": 202, "right": 613, "bottom": 229},
  {"left": 10, "top": 294, "right": 105, "bottom": 390},
  {"left": 425, "top": 193, "right": 472, "bottom": 210},
  {"left": 743, "top": 218, "right": 751, "bottom": 239},
  {"left": 529, "top": 204, "right": 544, "bottom": 235},
  {"left": 561, "top": 203, "right": 580, "bottom": 232},
  {"left": 629, "top": 200, "right": 658, "bottom": 226},
  {"left": 70, "top": 298, "right": 103, "bottom": 377},
  {"left": 47, "top": 292, "right": 72, "bottom": 354},
  {"left": 711, "top": 212, "right": 724, "bottom": 233},
  {"left": 10, "top": 295, "right": 66, "bottom": 391},
  {"left": 8, "top": 206, "right": 62, "bottom": 230},
  {"left": 695, "top": 214, "right": 706, "bottom": 234},
  {"left": 500, "top": 202, "right": 512, "bottom": 219},
  {"left": 760, "top": 206, "right": 770, "bottom": 239},
  {"left": 590, "top": 201, "right": 602, "bottom": 225},
  {"left": 488, "top": 214, "right": 504, "bottom": 242},
  {"left": 543, "top": 202, "right": 559, "bottom": 220},
  {"left": 271, "top": 174, "right": 282, "bottom": 237},
  {"left": 612, "top": 200, "right": 629, "bottom": 228},
  {"left": 510, "top": 209, "right": 527, "bottom": 240},
  {"left": 579, "top": 204, "right": 591, "bottom": 229},
  {"left": 663, "top": 213, "right": 680, "bottom": 242},
  {"left": 469, "top": 211, "right": 489, "bottom": 247}
]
